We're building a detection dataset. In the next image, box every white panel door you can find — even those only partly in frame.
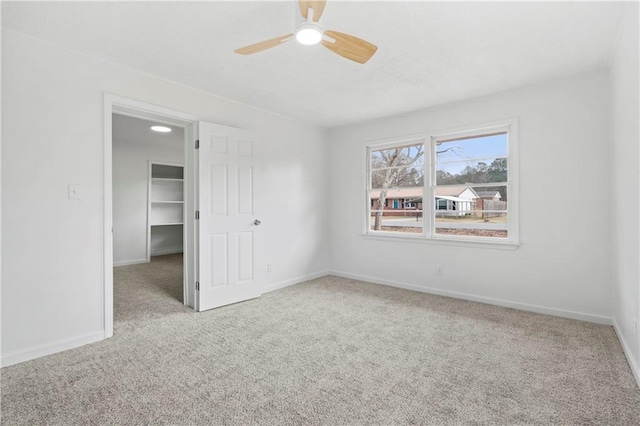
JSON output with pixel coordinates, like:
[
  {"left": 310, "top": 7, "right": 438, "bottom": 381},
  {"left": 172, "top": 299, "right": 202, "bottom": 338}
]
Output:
[{"left": 197, "top": 122, "right": 261, "bottom": 311}]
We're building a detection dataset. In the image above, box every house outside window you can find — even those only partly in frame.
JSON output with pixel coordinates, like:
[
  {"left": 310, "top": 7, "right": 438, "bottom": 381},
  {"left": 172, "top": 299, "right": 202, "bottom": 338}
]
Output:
[{"left": 366, "top": 119, "right": 518, "bottom": 245}]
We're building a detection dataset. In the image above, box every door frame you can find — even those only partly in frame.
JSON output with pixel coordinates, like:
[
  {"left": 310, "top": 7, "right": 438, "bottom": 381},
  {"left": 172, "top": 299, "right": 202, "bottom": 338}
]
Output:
[{"left": 103, "top": 94, "right": 197, "bottom": 338}]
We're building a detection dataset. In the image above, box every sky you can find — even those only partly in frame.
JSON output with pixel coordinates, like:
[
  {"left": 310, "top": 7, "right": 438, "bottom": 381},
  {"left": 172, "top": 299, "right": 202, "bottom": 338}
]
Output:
[
  {"left": 436, "top": 133, "right": 507, "bottom": 175},
  {"left": 371, "top": 134, "right": 507, "bottom": 177}
]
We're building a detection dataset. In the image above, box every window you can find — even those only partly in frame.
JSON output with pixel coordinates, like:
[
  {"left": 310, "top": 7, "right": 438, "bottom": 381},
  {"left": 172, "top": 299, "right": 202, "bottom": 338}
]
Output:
[
  {"left": 437, "top": 198, "right": 455, "bottom": 211},
  {"left": 366, "top": 120, "right": 518, "bottom": 245},
  {"left": 368, "top": 141, "right": 425, "bottom": 234}
]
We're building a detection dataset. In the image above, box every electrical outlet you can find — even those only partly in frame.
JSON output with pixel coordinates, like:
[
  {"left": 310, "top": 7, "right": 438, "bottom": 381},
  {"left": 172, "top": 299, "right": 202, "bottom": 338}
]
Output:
[
  {"left": 437, "top": 266, "right": 444, "bottom": 276},
  {"left": 68, "top": 184, "right": 81, "bottom": 200},
  {"left": 267, "top": 263, "right": 273, "bottom": 273},
  {"left": 634, "top": 318, "right": 638, "bottom": 336}
]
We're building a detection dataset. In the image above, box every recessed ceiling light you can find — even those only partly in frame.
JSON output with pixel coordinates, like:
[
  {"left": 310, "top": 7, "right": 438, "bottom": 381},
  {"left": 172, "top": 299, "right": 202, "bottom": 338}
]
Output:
[{"left": 151, "top": 125, "right": 171, "bottom": 133}]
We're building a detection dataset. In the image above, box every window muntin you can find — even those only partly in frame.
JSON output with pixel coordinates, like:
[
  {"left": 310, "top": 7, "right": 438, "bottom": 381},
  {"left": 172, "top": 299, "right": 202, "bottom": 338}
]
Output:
[{"left": 366, "top": 122, "right": 516, "bottom": 244}]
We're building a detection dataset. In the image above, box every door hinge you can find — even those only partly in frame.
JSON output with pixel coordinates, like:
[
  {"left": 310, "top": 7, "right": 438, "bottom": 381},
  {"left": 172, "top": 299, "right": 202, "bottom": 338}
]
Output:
[
  {"left": 195, "top": 281, "right": 200, "bottom": 291},
  {"left": 195, "top": 211, "right": 200, "bottom": 220},
  {"left": 195, "top": 139, "right": 200, "bottom": 149}
]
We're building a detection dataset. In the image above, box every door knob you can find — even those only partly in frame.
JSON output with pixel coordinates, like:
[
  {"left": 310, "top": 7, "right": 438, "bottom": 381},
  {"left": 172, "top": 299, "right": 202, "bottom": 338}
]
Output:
[{"left": 253, "top": 219, "right": 261, "bottom": 226}]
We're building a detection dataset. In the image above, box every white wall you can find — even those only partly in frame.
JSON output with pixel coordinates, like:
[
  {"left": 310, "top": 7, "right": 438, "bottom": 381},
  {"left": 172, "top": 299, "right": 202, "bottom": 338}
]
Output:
[
  {"left": 327, "top": 71, "right": 612, "bottom": 323},
  {"left": 610, "top": 4, "right": 640, "bottom": 383},
  {"left": 113, "top": 115, "right": 185, "bottom": 265},
  {"left": 1, "top": 30, "right": 329, "bottom": 365}
]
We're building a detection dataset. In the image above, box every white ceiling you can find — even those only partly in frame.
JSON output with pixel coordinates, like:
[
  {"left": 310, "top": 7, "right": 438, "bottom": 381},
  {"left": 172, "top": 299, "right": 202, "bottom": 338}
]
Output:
[
  {"left": 112, "top": 114, "right": 184, "bottom": 146},
  {"left": 2, "top": 1, "right": 627, "bottom": 128}
]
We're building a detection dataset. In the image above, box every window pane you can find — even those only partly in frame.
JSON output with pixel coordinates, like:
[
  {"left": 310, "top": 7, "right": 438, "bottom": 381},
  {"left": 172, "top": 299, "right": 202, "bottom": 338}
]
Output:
[
  {"left": 370, "top": 188, "right": 423, "bottom": 234},
  {"left": 436, "top": 157, "right": 507, "bottom": 185},
  {"left": 371, "top": 166, "right": 424, "bottom": 189},
  {"left": 434, "top": 226, "right": 508, "bottom": 238},
  {"left": 472, "top": 185, "right": 508, "bottom": 203},
  {"left": 436, "top": 133, "right": 507, "bottom": 162},
  {"left": 436, "top": 133, "right": 507, "bottom": 185},
  {"left": 434, "top": 185, "right": 508, "bottom": 238},
  {"left": 370, "top": 211, "right": 424, "bottom": 234},
  {"left": 371, "top": 143, "right": 424, "bottom": 171}
]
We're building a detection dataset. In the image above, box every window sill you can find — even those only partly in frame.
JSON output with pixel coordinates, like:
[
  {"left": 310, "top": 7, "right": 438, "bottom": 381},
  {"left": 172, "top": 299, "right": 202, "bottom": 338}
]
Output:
[{"left": 361, "top": 232, "right": 520, "bottom": 250}]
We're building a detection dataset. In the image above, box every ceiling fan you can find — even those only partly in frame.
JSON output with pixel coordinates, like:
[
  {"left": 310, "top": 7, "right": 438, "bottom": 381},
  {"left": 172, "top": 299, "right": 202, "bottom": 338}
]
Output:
[{"left": 234, "top": 0, "right": 378, "bottom": 64}]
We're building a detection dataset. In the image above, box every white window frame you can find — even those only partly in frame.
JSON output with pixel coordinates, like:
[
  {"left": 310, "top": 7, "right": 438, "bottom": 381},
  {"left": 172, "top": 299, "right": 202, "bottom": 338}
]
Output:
[
  {"left": 365, "top": 137, "right": 427, "bottom": 238},
  {"left": 364, "top": 118, "right": 519, "bottom": 249}
]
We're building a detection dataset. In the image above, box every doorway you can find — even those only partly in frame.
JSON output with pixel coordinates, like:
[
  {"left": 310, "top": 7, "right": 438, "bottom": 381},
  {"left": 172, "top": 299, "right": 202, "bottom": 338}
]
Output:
[
  {"left": 112, "top": 115, "right": 186, "bottom": 322},
  {"left": 103, "top": 94, "right": 197, "bottom": 337}
]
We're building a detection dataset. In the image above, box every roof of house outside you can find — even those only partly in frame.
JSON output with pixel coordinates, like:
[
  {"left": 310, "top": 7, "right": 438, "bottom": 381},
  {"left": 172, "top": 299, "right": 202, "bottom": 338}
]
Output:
[
  {"left": 370, "top": 186, "right": 479, "bottom": 199},
  {"left": 370, "top": 188, "right": 422, "bottom": 199},
  {"left": 437, "top": 195, "right": 476, "bottom": 203},
  {"left": 476, "top": 190, "right": 501, "bottom": 198},
  {"left": 435, "top": 186, "right": 478, "bottom": 197}
]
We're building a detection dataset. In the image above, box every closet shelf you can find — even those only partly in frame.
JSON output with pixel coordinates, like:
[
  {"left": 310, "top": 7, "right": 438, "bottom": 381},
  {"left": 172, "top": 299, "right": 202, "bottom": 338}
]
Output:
[
  {"left": 150, "top": 163, "right": 184, "bottom": 235},
  {"left": 152, "top": 177, "right": 184, "bottom": 182}
]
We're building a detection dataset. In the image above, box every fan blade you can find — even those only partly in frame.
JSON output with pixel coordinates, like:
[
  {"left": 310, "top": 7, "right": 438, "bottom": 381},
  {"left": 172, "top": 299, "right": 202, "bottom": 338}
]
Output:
[
  {"left": 298, "top": 0, "right": 326, "bottom": 22},
  {"left": 234, "top": 34, "right": 294, "bottom": 55},
  {"left": 321, "top": 30, "right": 378, "bottom": 64}
]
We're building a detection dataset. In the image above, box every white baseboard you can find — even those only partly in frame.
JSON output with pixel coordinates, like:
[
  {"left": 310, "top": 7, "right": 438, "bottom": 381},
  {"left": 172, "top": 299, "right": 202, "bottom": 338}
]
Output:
[
  {"left": 613, "top": 318, "right": 640, "bottom": 389},
  {"left": 150, "top": 248, "right": 183, "bottom": 257},
  {"left": 114, "top": 258, "right": 148, "bottom": 267},
  {"left": 262, "top": 270, "right": 330, "bottom": 294},
  {"left": 329, "top": 270, "right": 613, "bottom": 325},
  {"left": 1, "top": 331, "right": 104, "bottom": 368}
]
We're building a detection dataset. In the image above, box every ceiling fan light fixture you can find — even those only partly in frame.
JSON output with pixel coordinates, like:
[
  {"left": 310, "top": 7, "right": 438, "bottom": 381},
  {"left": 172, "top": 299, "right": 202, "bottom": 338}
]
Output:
[{"left": 295, "top": 22, "right": 322, "bottom": 45}]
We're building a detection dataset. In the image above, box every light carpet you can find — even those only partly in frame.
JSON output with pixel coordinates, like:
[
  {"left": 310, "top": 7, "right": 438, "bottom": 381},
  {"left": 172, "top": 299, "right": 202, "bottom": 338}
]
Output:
[{"left": 2, "top": 254, "right": 639, "bottom": 425}]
